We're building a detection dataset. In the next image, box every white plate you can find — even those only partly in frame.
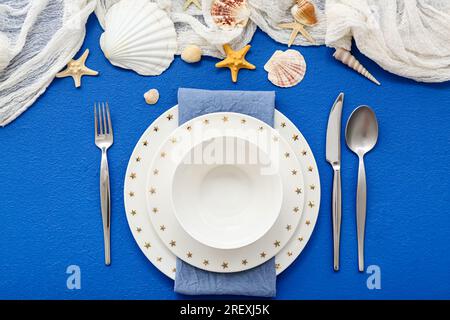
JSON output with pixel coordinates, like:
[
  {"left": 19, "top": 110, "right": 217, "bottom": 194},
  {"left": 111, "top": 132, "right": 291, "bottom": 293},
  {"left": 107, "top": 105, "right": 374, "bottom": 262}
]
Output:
[
  {"left": 171, "top": 136, "right": 283, "bottom": 249},
  {"left": 124, "top": 106, "right": 320, "bottom": 278},
  {"left": 146, "top": 112, "right": 304, "bottom": 272}
]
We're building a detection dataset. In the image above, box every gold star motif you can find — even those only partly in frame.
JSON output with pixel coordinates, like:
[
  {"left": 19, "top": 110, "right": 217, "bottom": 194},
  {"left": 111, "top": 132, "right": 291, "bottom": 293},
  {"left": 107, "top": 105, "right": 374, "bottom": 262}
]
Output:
[
  {"left": 152, "top": 207, "right": 158, "bottom": 214},
  {"left": 143, "top": 140, "right": 148, "bottom": 146},
  {"left": 221, "top": 262, "right": 229, "bottom": 269},
  {"left": 308, "top": 166, "right": 313, "bottom": 172},
  {"left": 275, "top": 263, "right": 281, "bottom": 269},
  {"left": 169, "top": 240, "right": 176, "bottom": 247},
  {"left": 310, "top": 184, "right": 316, "bottom": 190},
  {"left": 149, "top": 187, "right": 156, "bottom": 194},
  {"left": 215, "top": 44, "right": 256, "bottom": 83},
  {"left": 241, "top": 119, "right": 247, "bottom": 124},
  {"left": 157, "top": 257, "right": 162, "bottom": 262},
  {"left": 160, "top": 225, "right": 166, "bottom": 231},
  {"left": 130, "top": 210, "right": 137, "bottom": 216},
  {"left": 260, "top": 252, "right": 267, "bottom": 258},
  {"left": 186, "top": 252, "right": 193, "bottom": 258},
  {"left": 136, "top": 227, "right": 142, "bottom": 233},
  {"left": 298, "top": 237, "right": 304, "bottom": 242},
  {"left": 241, "top": 259, "right": 248, "bottom": 265},
  {"left": 274, "top": 240, "right": 281, "bottom": 247},
  {"left": 286, "top": 224, "right": 292, "bottom": 231},
  {"left": 166, "top": 114, "right": 173, "bottom": 121},
  {"left": 293, "top": 206, "right": 299, "bottom": 213},
  {"left": 281, "top": 122, "right": 287, "bottom": 128},
  {"left": 183, "top": 0, "right": 201, "bottom": 10},
  {"left": 284, "top": 152, "right": 290, "bottom": 158},
  {"left": 172, "top": 268, "right": 176, "bottom": 273},
  {"left": 186, "top": 125, "right": 192, "bottom": 131},
  {"left": 56, "top": 49, "right": 98, "bottom": 87},
  {"left": 144, "top": 242, "right": 151, "bottom": 249},
  {"left": 160, "top": 152, "right": 166, "bottom": 158},
  {"left": 291, "top": 169, "right": 297, "bottom": 175},
  {"left": 278, "top": 22, "right": 315, "bottom": 47},
  {"left": 203, "top": 259, "right": 209, "bottom": 266},
  {"left": 130, "top": 173, "right": 137, "bottom": 179},
  {"left": 203, "top": 119, "right": 209, "bottom": 125},
  {"left": 222, "top": 116, "right": 229, "bottom": 122},
  {"left": 135, "top": 157, "right": 141, "bottom": 162},
  {"left": 302, "top": 150, "right": 307, "bottom": 156},
  {"left": 129, "top": 191, "right": 135, "bottom": 197},
  {"left": 306, "top": 220, "right": 311, "bottom": 226},
  {"left": 292, "top": 134, "right": 299, "bottom": 141},
  {"left": 153, "top": 126, "right": 159, "bottom": 132},
  {"left": 287, "top": 251, "right": 293, "bottom": 256},
  {"left": 153, "top": 169, "right": 159, "bottom": 175},
  {"left": 295, "top": 187, "right": 302, "bottom": 195},
  {"left": 308, "top": 201, "right": 315, "bottom": 208},
  {"left": 258, "top": 126, "right": 264, "bottom": 131},
  {"left": 170, "top": 137, "right": 177, "bottom": 144}
]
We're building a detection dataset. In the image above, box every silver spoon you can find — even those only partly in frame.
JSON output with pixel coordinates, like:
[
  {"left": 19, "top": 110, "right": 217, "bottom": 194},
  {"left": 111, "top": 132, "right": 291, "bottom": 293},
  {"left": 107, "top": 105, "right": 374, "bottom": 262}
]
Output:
[{"left": 345, "top": 106, "right": 378, "bottom": 272}]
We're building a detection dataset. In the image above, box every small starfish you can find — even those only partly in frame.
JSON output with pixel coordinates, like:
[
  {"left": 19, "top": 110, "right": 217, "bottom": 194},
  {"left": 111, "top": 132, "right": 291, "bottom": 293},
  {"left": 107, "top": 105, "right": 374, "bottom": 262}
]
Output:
[
  {"left": 216, "top": 44, "right": 256, "bottom": 83},
  {"left": 183, "top": 0, "right": 201, "bottom": 10},
  {"left": 278, "top": 22, "right": 316, "bottom": 47},
  {"left": 56, "top": 49, "right": 98, "bottom": 88}
]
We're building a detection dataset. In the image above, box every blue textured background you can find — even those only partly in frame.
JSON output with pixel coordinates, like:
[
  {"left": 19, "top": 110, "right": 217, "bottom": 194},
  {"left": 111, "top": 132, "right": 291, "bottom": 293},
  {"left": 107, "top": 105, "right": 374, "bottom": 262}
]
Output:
[{"left": 1, "top": 16, "right": 449, "bottom": 300}]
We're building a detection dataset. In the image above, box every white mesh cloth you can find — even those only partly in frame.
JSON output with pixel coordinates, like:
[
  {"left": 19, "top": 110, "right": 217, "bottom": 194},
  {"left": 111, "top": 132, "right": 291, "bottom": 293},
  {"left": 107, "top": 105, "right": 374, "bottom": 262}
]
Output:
[{"left": 0, "top": 0, "right": 96, "bottom": 126}]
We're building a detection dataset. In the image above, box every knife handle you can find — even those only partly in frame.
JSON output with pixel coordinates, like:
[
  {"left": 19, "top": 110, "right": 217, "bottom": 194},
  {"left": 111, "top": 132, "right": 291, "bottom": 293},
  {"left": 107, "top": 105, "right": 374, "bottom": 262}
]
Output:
[{"left": 332, "top": 168, "right": 342, "bottom": 271}]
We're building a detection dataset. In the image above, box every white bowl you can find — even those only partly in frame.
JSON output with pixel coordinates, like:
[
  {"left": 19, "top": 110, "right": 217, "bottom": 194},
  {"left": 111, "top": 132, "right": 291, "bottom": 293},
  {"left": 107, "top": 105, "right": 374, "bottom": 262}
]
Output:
[{"left": 171, "top": 136, "right": 283, "bottom": 250}]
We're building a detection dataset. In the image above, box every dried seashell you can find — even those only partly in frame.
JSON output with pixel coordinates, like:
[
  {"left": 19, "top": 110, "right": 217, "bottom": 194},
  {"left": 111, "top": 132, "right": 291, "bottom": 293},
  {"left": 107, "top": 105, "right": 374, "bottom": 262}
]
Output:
[
  {"left": 100, "top": 0, "right": 177, "bottom": 76},
  {"left": 333, "top": 48, "right": 381, "bottom": 85},
  {"left": 291, "top": 0, "right": 318, "bottom": 26},
  {"left": 181, "top": 45, "right": 202, "bottom": 63},
  {"left": 264, "top": 49, "right": 306, "bottom": 87},
  {"left": 144, "top": 89, "right": 160, "bottom": 105},
  {"left": 211, "top": 0, "right": 250, "bottom": 30}
]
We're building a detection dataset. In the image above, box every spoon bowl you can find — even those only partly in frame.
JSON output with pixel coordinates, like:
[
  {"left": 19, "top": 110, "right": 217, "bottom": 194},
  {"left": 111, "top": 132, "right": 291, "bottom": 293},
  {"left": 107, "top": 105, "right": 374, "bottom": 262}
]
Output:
[{"left": 345, "top": 106, "right": 378, "bottom": 156}]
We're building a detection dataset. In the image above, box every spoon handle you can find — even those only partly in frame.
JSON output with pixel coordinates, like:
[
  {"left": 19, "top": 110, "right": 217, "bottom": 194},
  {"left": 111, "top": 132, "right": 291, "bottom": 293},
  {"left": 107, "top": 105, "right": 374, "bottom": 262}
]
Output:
[
  {"left": 332, "top": 168, "right": 341, "bottom": 271},
  {"left": 357, "top": 155, "right": 367, "bottom": 272}
]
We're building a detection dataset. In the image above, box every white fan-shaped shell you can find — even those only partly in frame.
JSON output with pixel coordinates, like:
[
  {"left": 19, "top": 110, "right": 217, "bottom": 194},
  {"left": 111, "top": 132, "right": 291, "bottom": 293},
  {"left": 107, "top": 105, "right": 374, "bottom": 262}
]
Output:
[
  {"left": 211, "top": 0, "right": 250, "bottom": 30},
  {"left": 100, "top": 0, "right": 177, "bottom": 76},
  {"left": 264, "top": 49, "right": 306, "bottom": 88}
]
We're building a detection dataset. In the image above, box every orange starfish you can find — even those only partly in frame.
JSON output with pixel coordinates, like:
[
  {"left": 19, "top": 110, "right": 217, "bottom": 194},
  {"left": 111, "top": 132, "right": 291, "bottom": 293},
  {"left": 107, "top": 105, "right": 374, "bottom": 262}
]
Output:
[{"left": 215, "top": 44, "right": 256, "bottom": 83}]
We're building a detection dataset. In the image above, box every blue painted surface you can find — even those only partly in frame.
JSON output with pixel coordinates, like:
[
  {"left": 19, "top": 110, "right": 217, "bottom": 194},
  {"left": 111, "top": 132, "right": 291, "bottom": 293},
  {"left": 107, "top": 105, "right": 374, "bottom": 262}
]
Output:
[{"left": 0, "top": 16, "right": 449, "bottom": 300}]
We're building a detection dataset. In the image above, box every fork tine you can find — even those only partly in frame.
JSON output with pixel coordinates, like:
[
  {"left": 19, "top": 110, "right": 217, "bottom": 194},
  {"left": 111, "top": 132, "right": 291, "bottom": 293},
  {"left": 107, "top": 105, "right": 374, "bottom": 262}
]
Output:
[
  {"left": 102, "top": 102, "right": 108, "bottom": 134},
  {"left": 94, "top": 103, "right": 98, "bottom": 136},
  {"left": 98, "top": 102, "right": 104, "bottom": 135},
  {"left": 106, "top": 102, "right": 113, "bottom": 136}
]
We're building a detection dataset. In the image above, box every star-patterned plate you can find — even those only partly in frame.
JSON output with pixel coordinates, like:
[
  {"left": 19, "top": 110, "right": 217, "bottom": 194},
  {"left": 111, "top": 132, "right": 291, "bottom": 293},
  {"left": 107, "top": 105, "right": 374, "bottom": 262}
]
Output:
[
  {"left": 145, "top": 112, "right": 305, "bottom": 273},
  {"left": 124, "top": 106, "right": 320, "bottom": 278}
]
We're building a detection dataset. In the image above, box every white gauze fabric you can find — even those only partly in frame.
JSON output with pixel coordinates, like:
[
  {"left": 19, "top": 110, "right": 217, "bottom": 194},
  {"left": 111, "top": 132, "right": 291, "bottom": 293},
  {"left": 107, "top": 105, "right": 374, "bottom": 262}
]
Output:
[
  {"left": 0, "top": 0, "right": 96, "bottom": 126},
  {"left": 325, "top": 0, "right": 450, "bottom": 83},
  {"left": 95, "top": 0, "right": 326, "bottom": 58}
]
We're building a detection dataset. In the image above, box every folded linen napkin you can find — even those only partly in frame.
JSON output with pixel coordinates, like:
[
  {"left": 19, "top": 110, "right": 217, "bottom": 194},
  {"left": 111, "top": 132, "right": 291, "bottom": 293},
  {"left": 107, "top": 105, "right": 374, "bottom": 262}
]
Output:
[{"left": 174, "top": 88, "right": 276, "bottom": 297}]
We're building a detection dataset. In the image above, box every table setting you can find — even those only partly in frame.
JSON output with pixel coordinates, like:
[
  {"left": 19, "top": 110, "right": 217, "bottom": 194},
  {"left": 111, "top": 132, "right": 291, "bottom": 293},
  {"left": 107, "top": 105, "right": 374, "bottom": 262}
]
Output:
[{"left": 1, "top": 0, "right": 450, "bottom": 300}]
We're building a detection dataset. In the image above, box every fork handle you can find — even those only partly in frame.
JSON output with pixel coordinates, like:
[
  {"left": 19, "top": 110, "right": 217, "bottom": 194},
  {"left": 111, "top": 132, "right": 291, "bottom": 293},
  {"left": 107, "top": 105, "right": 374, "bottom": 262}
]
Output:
[{"left": 100, "top": 149, "right": 111, "bottom": 266}]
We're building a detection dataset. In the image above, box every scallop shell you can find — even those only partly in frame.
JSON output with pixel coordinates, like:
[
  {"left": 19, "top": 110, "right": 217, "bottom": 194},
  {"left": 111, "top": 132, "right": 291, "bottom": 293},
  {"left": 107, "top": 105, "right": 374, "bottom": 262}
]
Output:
[
  {"left": 333, "top": 48, "right": 381, "bottom": 85},
  {"left": 211, "top": 0, "right": 250, "bottom": 30},
  {"left": 291, "top": 0, "right": 318, "bottom": 26},
  {"left": 144, "top": 89, "right": 160, "bottom": 105},
  {"left": 181, "top": 45, "right": 202, "bottom": 63},
  {"left": 100, "top": 0, "right": 177, "bottom": 76},
  {"left": 264, "top": 49, "right": 306, "bottom": 88}
]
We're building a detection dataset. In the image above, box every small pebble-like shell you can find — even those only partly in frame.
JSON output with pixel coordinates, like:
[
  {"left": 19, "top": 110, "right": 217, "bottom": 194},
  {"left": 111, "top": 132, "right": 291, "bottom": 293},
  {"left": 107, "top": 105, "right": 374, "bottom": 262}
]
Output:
[
  {"left": 264, "top": 49, "right": 306, "bottom": 88},
  {"left": 291, "top": 0, "right": 317, "bottom": 26},
  {"left": 181, "top": 45, "right": 202, "bottom": 63},
  {"left": 144, "top": 89, "right": 160, "bottom": 105},
  {"left": 333, "top": 48, "right": 381, "bottom": 85},
  {"left": 211, "top": 0, "right": 250, "bottom": 30}
]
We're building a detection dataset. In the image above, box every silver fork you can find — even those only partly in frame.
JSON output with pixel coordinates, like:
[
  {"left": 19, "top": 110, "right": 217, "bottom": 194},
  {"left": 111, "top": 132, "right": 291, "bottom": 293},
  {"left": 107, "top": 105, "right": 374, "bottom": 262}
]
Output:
[{"left": 94, "top": 102, "right": 113, "bottom": 266}]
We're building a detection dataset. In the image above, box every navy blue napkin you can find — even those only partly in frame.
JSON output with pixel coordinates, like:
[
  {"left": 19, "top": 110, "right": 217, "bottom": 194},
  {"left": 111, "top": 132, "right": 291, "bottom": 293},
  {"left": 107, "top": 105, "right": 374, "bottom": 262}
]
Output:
[{"left": 174, "top": 88, "right": 276, "bottom": 297}]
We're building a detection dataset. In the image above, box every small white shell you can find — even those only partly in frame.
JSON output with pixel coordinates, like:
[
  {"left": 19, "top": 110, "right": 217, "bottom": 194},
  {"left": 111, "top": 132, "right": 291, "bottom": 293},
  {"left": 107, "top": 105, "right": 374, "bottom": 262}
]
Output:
[
  {"left": 144, "top": 89, "right": 160, "bottom": 105},
  {"left": 100, "top": 0, "right": 177, "bottom": 76},
  {"left": 181, "top": 45, "right": 202, "bottom": 63},
  {"left": 264, "top": 49, "right": 307, "bottom": 88},
  {"left": 333, "top": 48, "right": 380, "bottom": 85},
  {"left": 211, "top": 0, "right": 250, "bottom": 30}
]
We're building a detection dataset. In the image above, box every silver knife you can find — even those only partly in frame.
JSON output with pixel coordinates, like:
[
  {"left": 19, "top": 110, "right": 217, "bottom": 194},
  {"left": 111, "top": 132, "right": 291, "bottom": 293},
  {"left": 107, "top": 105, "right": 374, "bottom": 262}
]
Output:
[{"left": 326, "top": 93, "right": 344, "bottom": 271}]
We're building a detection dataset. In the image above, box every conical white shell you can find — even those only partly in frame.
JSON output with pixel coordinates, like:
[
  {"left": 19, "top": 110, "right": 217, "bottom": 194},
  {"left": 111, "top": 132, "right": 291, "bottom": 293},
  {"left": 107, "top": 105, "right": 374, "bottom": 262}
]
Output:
[
  {"left": 333, "top": 48, "right": 380, "bottom": 85},
  {"left": 264, "top": 49, "right": 307, "bottom": 88},
  {"left": 211, "top": 0, "right": 250, "bottom": 30},
  {"left": 100, "top": 0, "right": 177, "bottom": 76}
]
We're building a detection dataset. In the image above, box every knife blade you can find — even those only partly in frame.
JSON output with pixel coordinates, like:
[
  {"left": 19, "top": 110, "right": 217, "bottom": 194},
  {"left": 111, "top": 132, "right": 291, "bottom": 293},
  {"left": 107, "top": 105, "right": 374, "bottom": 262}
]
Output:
[{"left": 326, "top": 92, "right": 344, "bottom": 271}]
